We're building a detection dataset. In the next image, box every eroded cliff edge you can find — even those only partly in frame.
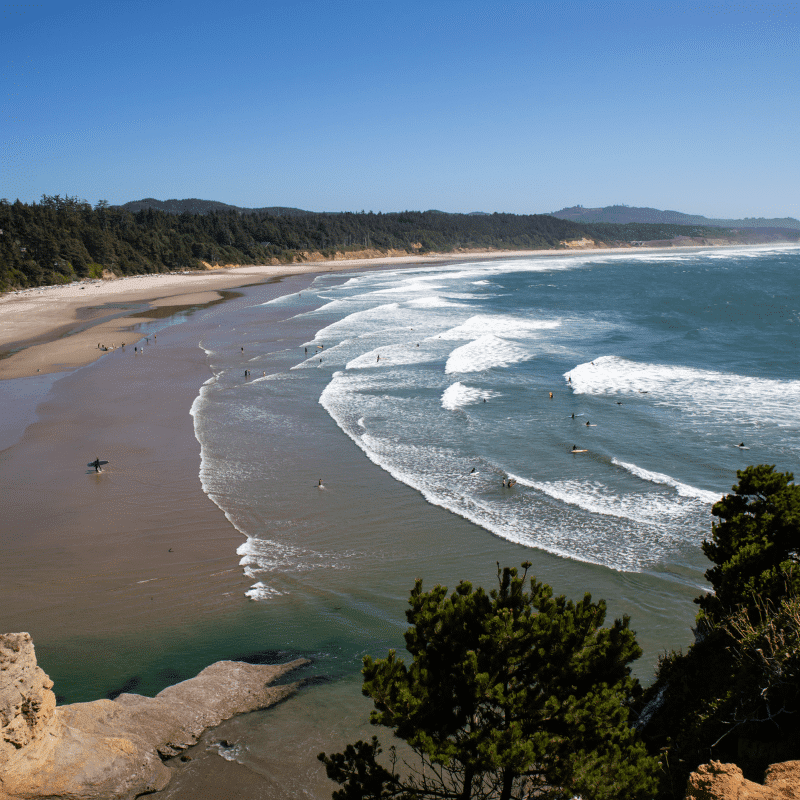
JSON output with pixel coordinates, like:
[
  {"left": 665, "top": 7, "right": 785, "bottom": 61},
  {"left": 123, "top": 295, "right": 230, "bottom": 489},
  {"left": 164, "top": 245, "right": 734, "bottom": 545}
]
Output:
[{"left": 0, "top": 632, "right": 307, "bottom": 800}]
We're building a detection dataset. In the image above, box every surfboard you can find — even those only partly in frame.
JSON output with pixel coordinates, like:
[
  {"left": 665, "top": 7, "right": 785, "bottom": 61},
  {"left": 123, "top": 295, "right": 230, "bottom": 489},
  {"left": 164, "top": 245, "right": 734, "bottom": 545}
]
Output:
[
  {"left": 571, "top": 449, "right": 588, "bottom": 453},
  {"left": 87, "top": 460, "right": 109, "bottom": 467},
  {"left": 736, "top": 445, "right": 750, "bottom": 450}
]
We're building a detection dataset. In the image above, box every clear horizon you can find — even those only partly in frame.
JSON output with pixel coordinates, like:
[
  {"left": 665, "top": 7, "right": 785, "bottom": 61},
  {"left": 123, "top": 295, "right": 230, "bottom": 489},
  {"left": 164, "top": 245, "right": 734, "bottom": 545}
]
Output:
[{"left": 3, "top": 1, "right": 798, "bottom": 219}]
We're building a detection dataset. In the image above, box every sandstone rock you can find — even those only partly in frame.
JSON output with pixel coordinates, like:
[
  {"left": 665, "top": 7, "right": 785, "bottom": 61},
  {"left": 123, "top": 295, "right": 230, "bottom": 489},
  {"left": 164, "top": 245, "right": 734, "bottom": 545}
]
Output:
[
  {"left": 0, "top": 633, "right": 308, "bottom": 800},
  {"left": 686, "top": 759, "right": 800, "bottom": 800},
  {"left": 0, "top": 634, "right": 56, "bottom": 767}
]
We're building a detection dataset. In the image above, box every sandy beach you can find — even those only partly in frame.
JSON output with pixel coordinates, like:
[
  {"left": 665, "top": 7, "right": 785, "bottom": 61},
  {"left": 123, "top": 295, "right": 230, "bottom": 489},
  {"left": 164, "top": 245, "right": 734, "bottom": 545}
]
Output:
[
  {"left": 0, "top": 243, "right": 762, "bottom": 797},
  {"left": 0, "top": 247, "right": 629, "bottom": 380}
]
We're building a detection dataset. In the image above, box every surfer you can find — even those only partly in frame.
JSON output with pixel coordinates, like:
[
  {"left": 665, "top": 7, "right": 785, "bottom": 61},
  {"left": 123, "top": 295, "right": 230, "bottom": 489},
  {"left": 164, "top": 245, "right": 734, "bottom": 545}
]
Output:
[
  {"left": 470, "top": 467, "right": 476, "bottom": 474},
  {"left": 586, "top": 420, "right": 591, "bottom": 426},
  {"left": 318, "top": 478, "right": 324, "bottom": 487},
  {"left": 571, "top": 413, "right": 575, "bottom": 418},
  {"left": 507, "top": 479, "right": 516, "bottom": 488},
  {"left": 549, "top": 392, "right": 553, "bottom": 399},
  {"left": 89, "top": 457, "right": 108, "bottom": 473}
]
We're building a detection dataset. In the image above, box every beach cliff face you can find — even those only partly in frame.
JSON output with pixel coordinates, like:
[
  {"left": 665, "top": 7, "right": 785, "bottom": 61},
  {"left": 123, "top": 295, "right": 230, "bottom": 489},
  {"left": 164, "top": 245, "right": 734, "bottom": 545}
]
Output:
[
  {"left": 685, "top": 760, "right": 800, "bottom": 799},
  {"left": 0, "top": 633, "right": 308, "bottom": 800}
]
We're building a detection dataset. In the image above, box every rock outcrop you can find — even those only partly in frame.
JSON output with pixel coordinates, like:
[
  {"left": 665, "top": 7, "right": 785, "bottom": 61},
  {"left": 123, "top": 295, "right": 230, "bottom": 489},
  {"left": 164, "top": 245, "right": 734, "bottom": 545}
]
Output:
[
  {"left": 685, "top": 759, "right": 800, "bottom": 800},
  {"left": 0, "top": 632, "right": 308, "bottom": 800}
]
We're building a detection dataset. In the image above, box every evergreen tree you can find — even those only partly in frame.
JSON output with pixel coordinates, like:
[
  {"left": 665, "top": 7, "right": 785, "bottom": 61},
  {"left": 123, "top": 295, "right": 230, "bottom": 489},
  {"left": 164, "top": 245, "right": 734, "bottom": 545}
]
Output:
[
  {"left": 319, "top": 564, "right": 658, "bottom": 800},
  {"left": 697, "top": 464, "right": 800, "bottom": 625},
  {"left": 638, "top": 466, "right": 800, "bottom": 798}
]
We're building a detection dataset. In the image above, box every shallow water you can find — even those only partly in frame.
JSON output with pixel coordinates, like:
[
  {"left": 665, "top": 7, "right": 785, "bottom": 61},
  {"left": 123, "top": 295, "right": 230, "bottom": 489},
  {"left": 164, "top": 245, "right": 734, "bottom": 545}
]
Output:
[{"left": 7, "top": 246, "right": 799, "bottom": 797}]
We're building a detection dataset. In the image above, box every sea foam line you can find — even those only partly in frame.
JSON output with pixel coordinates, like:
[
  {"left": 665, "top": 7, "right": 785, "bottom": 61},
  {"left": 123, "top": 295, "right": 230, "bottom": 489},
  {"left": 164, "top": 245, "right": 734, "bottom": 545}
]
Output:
[{"left": 612, "top": 459, "right": 721, "bottom": 504}]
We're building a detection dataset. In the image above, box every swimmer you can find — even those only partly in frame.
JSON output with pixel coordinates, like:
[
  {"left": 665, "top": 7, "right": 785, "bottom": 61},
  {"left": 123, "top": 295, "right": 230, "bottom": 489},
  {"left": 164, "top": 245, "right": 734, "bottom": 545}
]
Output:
[{"left": 549, "top": 392, "right": 553, "bottom": 399}]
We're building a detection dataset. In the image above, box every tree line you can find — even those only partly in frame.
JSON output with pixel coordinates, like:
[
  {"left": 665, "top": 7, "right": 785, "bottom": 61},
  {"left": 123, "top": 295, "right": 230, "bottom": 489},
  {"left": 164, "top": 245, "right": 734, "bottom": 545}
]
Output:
[
  {"left": 2, "top": 195, "right": 784, "bottom": 292},
  {"left": 319, "top": 465, "right": 800, "bottom": 799}
]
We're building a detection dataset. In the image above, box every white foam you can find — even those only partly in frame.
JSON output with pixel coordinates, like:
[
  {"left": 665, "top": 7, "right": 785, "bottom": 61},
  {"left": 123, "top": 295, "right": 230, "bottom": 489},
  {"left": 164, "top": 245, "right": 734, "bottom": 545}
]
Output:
[
  {"left": 441, "top": 382, "right": 502, "bottom": 410},
  {"left": 245, "top": 582, "right": 282, "bottom": 600},
  {"left": 445, "top": 335, "right": 533, "bottom": 373},
  {"left": 612, "top": 459, "right": 722, "bottom": 503},
  {"left": 407, "top": 296, "right": 464, "bottom": 308},
  {"left": 439, "top": 314, "right": 561, "bottom": 340},
  {"left": 568, "top": 355, "right": 800, "bottom": 427},
  {"left": 512, "top": 476, "right": 699, "bottom": 526},
  {"left": 346, "top": 343, "right": 442, "bottom": 370}
]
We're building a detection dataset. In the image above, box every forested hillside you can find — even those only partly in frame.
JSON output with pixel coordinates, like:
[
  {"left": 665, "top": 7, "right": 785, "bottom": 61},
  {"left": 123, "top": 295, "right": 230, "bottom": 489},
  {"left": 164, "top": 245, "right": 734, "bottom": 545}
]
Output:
[{"left": 1, "top": 195, "right": 796, "bottom": 291}]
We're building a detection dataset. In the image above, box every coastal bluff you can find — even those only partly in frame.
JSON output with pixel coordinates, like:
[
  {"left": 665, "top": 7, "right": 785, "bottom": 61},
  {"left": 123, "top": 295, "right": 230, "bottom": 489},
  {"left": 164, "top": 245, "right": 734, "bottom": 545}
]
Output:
[{"left": 0, "top": 632, "right": 308, "bottom": 800}]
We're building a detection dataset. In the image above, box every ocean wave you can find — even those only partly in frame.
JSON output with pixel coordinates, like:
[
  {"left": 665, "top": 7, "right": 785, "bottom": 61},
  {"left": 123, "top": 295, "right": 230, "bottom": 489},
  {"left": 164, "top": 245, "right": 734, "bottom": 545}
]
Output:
[
  {"left": 441, "top": 382, "right": 502, "bottom": 410},
  {"left": 445, "top": 335, "right": 533, "bottom": 373},
  {"left": 612, "top": 458, "right": 721, "bottom": 503},
  {"left": 439, "top": 314, "right": 561, "bottom": 340},
  {"left": 245, "top": 582, "right": 283, "bottom": 600},
  {"left": 511, "top": 476, "right": 703, "bottom": 526},
  {"left": 567, "top": 355, "right": 800, "bottom": 426},
  {"left": 346, "top": 343, "right": 443, "bottom": 370}
]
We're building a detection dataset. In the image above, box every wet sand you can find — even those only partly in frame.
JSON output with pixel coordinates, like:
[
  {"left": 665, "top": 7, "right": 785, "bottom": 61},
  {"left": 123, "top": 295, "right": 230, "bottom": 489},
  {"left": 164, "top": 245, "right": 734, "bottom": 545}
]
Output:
[
  {"left": 0, "top": 246, "right": 732, "bottom": 797},
  {"left": 0, "top": 249, "right": 590, "bottom": 380}
]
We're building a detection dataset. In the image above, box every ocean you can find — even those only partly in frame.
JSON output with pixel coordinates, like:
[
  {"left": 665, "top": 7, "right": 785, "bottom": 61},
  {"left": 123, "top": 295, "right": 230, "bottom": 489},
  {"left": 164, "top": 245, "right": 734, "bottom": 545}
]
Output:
[
  {"left": 7, "top": 244, "right": 799, "bottom": 797},
  {"left": 194, "top": 244, "right": 799, "bottom": 616}
]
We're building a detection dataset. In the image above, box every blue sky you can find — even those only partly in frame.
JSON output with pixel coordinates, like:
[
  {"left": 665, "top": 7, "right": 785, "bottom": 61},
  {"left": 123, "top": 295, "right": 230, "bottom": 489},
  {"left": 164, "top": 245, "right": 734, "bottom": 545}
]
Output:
[{"left": 2, "top": 1, "right": 798, "bottom": 218}]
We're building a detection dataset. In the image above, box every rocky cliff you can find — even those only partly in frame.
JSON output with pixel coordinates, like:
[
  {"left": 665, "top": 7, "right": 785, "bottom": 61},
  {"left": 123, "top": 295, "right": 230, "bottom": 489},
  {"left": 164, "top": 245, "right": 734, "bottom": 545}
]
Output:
[
  {"left": 0, "top": 632, "right": 307, "bottom": 800},
  {"left": 685, "top": 760, "right": 800, "bottom": 799}
]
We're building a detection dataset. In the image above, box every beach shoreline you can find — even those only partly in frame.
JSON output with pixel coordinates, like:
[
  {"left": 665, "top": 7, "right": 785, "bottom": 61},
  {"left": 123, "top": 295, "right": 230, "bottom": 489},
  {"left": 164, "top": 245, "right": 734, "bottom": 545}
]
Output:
[{"left": 0, "top": 242, "right": 756, "bottom": 380}]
